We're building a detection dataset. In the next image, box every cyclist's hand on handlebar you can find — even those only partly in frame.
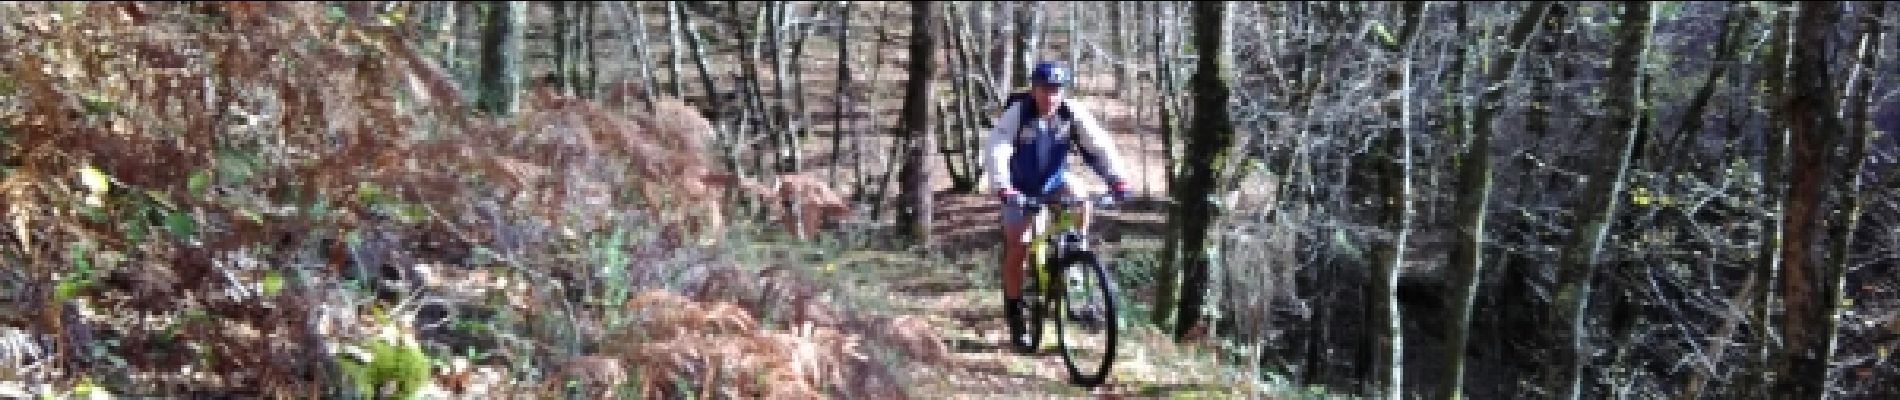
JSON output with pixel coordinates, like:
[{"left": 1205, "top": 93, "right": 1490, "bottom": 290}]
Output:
[
  {"left": 997, "top": 187, "right": 1030, "bottom": 208},
  {"left": 1106, "top": 180, "right": 1132, "bottom": 204}
]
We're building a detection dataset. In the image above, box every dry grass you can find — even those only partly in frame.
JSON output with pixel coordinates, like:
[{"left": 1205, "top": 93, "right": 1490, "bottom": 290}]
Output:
[
  {"left": 0, "top": 2, "right": 1280, "bottom": 399},
  {"left": 0, "top": 2, "right": 911, "bottom": 397}
]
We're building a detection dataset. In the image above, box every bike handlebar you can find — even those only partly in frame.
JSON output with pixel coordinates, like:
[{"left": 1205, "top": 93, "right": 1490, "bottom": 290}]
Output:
[{"left": 1015, "top": 192, "right": 1122, "bottom": 210}]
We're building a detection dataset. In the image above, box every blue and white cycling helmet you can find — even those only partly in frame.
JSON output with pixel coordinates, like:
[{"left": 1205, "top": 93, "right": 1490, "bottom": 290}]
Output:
[{"left": 1029, "top": 61, "right": 1070, "bottom": 88}]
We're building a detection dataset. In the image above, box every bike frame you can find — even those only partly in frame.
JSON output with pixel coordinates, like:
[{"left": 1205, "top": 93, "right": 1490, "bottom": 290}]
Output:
[{"left": 1023, "top": 200, "right": 1092, "bottom": 293}]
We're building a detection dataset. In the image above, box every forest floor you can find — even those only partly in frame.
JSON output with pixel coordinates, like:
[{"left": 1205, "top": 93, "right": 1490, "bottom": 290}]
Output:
[{"left": 0, "top": 3, "right": 1299, "bottom": 398}]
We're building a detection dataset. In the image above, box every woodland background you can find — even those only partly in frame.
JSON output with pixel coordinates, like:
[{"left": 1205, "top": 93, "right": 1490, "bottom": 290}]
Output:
[{"left": 1, "top": 1, "right": 1898, "bottom": 399}]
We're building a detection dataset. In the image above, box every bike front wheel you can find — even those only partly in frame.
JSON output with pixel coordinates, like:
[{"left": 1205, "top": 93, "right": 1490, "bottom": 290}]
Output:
[{"left": 1053, "top": 251, "right": 1119, "bottom": 387}]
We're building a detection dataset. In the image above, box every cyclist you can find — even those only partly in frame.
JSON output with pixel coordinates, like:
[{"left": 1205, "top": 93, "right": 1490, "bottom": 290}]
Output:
[{"left": 981, "top": 61, "right": 1132, "bottom": 353}]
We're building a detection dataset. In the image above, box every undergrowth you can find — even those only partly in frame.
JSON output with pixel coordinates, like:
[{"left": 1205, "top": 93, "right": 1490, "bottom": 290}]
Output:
[{"left": 0, "top": 2, "right": 919, "bottom": 398}]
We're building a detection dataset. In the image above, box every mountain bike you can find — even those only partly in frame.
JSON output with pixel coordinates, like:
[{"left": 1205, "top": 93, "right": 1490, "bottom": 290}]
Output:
[{"left": 1016, "top": 192, "right": 1121, "bottom": 388}]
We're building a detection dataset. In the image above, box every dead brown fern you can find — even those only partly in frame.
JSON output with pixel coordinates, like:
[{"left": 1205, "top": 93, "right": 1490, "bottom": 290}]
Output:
[
  {"left": 541, "top": 355, "right": 628, "bottom": 398},
  {"left": 2, "top": 1, "right": 879, "bottom": 396},
  {"left": 600, "top": 283, "right": 925, "bottom": 399}
]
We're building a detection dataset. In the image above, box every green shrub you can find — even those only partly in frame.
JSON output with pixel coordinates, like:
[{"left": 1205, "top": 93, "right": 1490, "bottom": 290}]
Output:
[{"left": 337, "top": 337, "right": 432, "bottom": 399}]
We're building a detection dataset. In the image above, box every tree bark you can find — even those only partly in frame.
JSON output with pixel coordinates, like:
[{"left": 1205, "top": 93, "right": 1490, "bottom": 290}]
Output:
[
  {"left": 1159, "top": 1, "right": 1185, "bottom": 181},
  {"left": 551, "top": 2, "right": 590, "bottom": 96},
  {"left": 828, "top": 1, "right": 854, "bottom": 184},
  {"left": 966, "top": 2, "right": 1001, "bottom": 102},
  {"left": 1438, "top": 3, "right": 1552, "bottom": 399},
  {"left": 1066, "top": 2, "right": 1082, "bottom": 73},
  {"left": 665, "top": 1, "right": 687, "bottom": 98},
  {"left": 681, "top": 2, "right": 720, "bottom": 118},
  {"left": 554, "top": 2, "right": 573, "bottom": 95},
  {"left": 768, "top": 2, "right": 801, "bottom": 172},
  {"left": 476, "top": 1, "right": 524, "bottom": 116},
  {"left": 619, "top": 1, "right": 655, "bottom": 107},
  {"left": 435, "top": 3, "right": 459, "bottom": 82},
  {"left": 1365, "top": 3, "right": 1424, "bottom": 397},
  {"left": 789, "top": 4, "right": 814, "bottom": 142},
  {"left": 860, "top": 2, "right": 901, "bottom": 207},
  {"left": 733, "top": 1, "right": 774, "bottom": 175},
  {"left": 1111, "top": 1, "right": 1131, "bottom": 95},
  {"left": 583, "top": 2, "right": 599, "bottom": 97},
  {"left": 1151, "top": 0, "right": 1184, "bottom": 327},
  {"left": 1822, "top": 2, "right": 1885, "bottom": 379},
  {"left": 896, "top": 0, "right": 940, "bottom": 245},
  {"left": 1744, "top": 4, "right": 1795, "bottom": 396},
  {"left": 1170, "top": 0, "right": 1234, "bottom": 342},
  {"left": 1775, "top": 2, "right": 1848, "bottom": 398},
  {"left": 676, "top": 2, "right": 731, "bottom": 179},
  {"left": 1011, "top": 1, "right": 1038, "bottom": 88},
  {"left": 1551, "top": 2, "right": 1652, "bottom": 398},
  {"left": 933, "top": 82, "right": 972, "bottom": 192},
  {"left": 943, "top": 3, "right": 984, "bottom": 192}
]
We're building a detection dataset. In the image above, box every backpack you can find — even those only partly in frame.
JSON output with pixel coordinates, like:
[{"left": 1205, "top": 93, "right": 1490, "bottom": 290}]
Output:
[{"left": 1000, "top": 92, "right": 1073, "bottom": 131}]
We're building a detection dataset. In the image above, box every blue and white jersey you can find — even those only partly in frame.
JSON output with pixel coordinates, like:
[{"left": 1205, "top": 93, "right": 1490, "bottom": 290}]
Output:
[{"left": 982, "top": 98, "right": 1129, "bottom": 198}]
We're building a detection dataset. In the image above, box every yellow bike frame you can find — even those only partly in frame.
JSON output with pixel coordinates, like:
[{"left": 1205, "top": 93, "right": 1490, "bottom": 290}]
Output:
[{"left": 1024, "top": 201, "right": 1088, "bottom": 290}]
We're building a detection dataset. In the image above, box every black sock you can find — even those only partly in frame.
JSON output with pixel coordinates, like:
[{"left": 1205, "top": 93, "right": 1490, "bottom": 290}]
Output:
[{"left": 1005, "top": 297, "right": 1032, "bottom": 351}]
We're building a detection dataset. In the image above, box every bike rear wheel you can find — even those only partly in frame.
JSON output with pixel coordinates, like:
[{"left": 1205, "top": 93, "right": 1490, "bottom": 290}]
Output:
[{"left": 1054, "top": 251, "right": 1119, "bottom": 387}]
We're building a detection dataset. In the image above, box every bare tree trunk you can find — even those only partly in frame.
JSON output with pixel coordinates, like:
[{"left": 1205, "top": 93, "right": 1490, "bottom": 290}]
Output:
[
  {"left": 665, "top": 1, "right": 687, "bottom": 98},
  {"left": 435, "top": 3, "right": 459, "bottom": 80},
  {"left": 965, "top": 2, "right": 1000, "bottom": 102},
  {"left": 476, "top": 1, "right": 524, "bottom": 116},
  {"left": 1011, "top": 1, "right": 1038, "bottom": 88},
  {"left": 573, "top": 3, "right": 584, "bottom": 93},
  {"left": 617, "top": 2, "right": 655, "bottom": 107},
  {"left": 1170, "top": 0, "right": 1234, "bottom": 342},
  {"left": 768, "top": 2, "right": 801, "bottom": 173},
  {"left": 1158, "top": 1, "right": 1183, "bottom": 181},
  {"left": 1823, "top": 1, "right": 1885, "bottom": 377},
  {"left": 932, "top": 85, "right": 973, "bottom": 193},
  {"left": 942, "top": 3, "right": 984, "bottom": 193},
  {"left": 1439, "top": 4, "right": 1552, "bottom": 399},
  {"left": 554, "top": 2, "right": 573, "bottom": 95},
  {"left": 1150, "top": 0, "right": 1183, "bottom": 328},
  {"left": 677, "top": 2, "right": 731, "bottom": 178},
  {"left": 681, "top": 2, "right": 719, "bottom": 114},
  {"left": 583, "top": 2, "right": 599, "bottom": 97},
  {"left": 551, "top": 2, "right": 589, "bottom": 96},
  {"left": 1111, "top": 1, "right": 1130, "bottom": 95},
  {"left": 1744, "top": 4, "right": 1795, "bottom": 396},
  {"left": 897, "top": 0, "right": 940, "bottom": 245},
  {"left": 1065, "top": 2, "right": 1081, "bottom": 73},
  {"left": 1776, "top": 2, "right": 1849, "bottom": 397},
  {"left": 828, "top": 1, "right": 854, "bottom": 185},
  {"left": 789, "top": 4, "right": 814, "bottom": 142},
  {"left": 731, "top": 1, "right": 778, "bottom": 175},
  {"left": 989, "top": 2, "right": 1013, "bottom": 94},
  {"left": 1363, "top": 3, "right": 1424, "bottom": 397},
  {"left": 860, "top": 2, "right": 901, "bottom": 207},
  {"left": 1551, "top": 3, "right": 1652, "bottom": 398}
]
